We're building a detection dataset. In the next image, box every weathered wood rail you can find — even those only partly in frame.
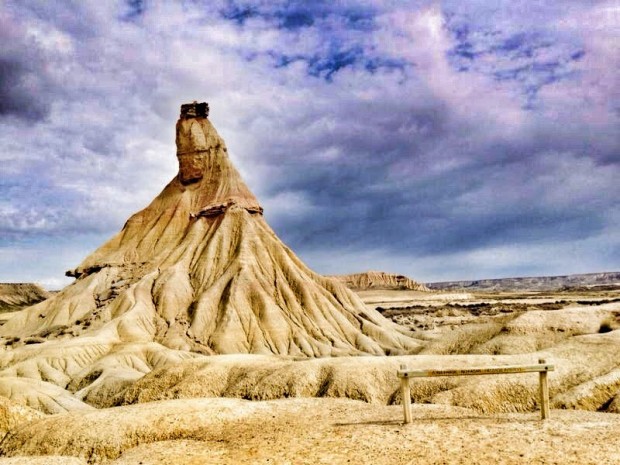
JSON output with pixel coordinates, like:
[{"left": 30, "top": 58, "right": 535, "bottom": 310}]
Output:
[{"left": 397, "top": 358, "right": 554, "bottom": 423}]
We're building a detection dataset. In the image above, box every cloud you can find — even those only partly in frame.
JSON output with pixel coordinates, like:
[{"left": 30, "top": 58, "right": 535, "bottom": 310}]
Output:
[
  {"left": 0, "top": 10, "right": 57, "bottom": 121},
  {"left": 0, "top": 0, "right": 617, "bottom": 286}
]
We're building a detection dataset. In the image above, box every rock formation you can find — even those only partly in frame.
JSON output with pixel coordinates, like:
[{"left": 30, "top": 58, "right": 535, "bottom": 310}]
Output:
[
  {"left": 427, "top": 271, "right": 620, "bottom": 292},
  {"left": 0, "top": 283, "right": 50, "bottom": 314},
  {"left": 330, "top": 271, "right": 430, "bottom": 292},
  {"left": 0, "top": 102, "right": 419, "bottom": 357}
]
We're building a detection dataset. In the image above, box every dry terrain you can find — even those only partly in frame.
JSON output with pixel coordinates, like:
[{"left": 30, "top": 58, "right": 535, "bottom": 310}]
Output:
[
  {"left": 0, "top": 284, "right": 50, "bottom": 315},
  {"left": 2, "top": 398, "right": 620, "bottom": 465},
  {"left": 1, "top": 106, "right": 618, "bottom": 463},
  {"left": 1, "top": 286, "right": 619, "bottom": 464}
]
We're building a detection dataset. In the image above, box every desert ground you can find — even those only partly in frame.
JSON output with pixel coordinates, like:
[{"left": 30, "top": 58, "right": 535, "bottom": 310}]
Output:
[{"left": 1, "top": 285, "right": 619, "bottom": 464}]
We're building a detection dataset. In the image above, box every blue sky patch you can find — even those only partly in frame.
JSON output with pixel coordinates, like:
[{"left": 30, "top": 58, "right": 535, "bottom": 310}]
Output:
[{"left": 121, "top": 0, "right": 146, "bottom": 21}]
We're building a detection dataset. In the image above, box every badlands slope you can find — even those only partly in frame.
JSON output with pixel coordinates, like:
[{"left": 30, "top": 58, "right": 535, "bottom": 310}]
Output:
[
  {"left": 0, "top": 105, "right": 619, "bottom": 463},
  {"left": 0, "top": 284, "right": 50, "bottom": 314},
  {"left": 1, "top": 285, "right": 619, "bottom": 464}
]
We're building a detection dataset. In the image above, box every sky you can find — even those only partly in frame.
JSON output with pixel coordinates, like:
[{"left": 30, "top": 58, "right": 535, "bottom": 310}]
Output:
[{"left": 0, "top": 0, "right": 618, "bottom": 289}]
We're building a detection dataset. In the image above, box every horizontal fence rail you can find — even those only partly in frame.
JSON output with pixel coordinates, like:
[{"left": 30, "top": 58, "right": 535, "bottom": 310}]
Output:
[{"left": 397, "top": 359, "right": 554, "bottom": 423}]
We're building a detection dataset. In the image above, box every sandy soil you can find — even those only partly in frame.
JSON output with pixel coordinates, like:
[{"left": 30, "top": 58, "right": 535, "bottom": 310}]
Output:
[
  {"left": 1, "top": 288, "right": 618, "bottom": 464},
  {"left": 111, "top": 401, "right": 620, "bottom": 465},
  {"left": 1, "top": 398, "right": 619, "bottom": 465}
]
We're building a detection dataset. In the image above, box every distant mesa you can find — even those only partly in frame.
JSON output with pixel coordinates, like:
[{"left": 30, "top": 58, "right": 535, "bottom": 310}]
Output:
[
  {"left": 330, "top": 271, "right": 430, "bottom": 292},
  {"left": 428, "top": 271, "right": 620, "bottom": 292},
  {"left": 1, "top": 101, "right": 419, "bottom": 357}
]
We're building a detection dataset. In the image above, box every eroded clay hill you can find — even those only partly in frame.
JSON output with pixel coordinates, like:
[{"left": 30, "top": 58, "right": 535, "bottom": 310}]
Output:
[
  {"left": 0, "top": 283, "right": 50, "bottom": 314},
  {"left": 0, "top": 103, "right": 418, "bottom": 357},
  {"left": 331, "top": 271, "right": 430, "bottom": 291}
]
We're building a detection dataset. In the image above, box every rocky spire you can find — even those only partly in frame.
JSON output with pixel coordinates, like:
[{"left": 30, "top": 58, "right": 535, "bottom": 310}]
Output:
[{"left": 1, "top": 103, "right": 420, "bottom": 357}]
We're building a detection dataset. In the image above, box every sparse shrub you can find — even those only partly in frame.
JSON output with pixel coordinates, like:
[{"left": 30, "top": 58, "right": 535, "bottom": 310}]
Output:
[
  {"left": 536, "top": 302, "right": 565, "bottom": 311},
  {"left": 577, "top": 298, "right": 620, "bottom": 306},
  {"left": 599, "top": 318, "right": 616, "bottom": 333},
  {"left": 37, "top": 324, "right": 69, "bottom": 338}
]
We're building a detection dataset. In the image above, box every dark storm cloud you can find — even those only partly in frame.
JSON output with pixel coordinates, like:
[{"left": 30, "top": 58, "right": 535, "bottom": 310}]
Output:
[
  {"left": 0, "top": 13, "right": 54, "bottom": 122},
  {"left": 0, "top": 58, "right": 50, "bottom": 121},
  {"left": 252, "top": 17, "right": 619, "bottom": 267},
  {"left": 265, "top": 145, "right": 614, "bottom": 258},
  {"left": 443, "top": 10, "right": 588, "bottom": 109}
]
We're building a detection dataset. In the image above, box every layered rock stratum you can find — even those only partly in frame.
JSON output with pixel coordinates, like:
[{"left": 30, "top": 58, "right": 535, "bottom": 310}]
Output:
[
  {"left": 428, "top": 271, "right": 620, "bottom": 292},
  {"left": 330, "top": 271, "right": 430, "bottom": 291}
]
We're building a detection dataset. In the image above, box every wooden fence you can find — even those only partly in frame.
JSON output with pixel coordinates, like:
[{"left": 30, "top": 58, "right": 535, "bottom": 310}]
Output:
[{"left": 397, "top": 358, "right": 554, "bottom": 423}]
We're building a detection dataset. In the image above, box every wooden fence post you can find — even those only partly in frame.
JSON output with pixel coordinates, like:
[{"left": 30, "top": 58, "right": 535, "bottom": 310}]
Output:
[
  {"left": 400, "top": 363, "right": 412, "bottom": 424},
  {"left": 398, "top": 360, "right": 553, "bottom": 423},
  {"left": 538, "top": 358, "right": 550, "bottom": 420}
]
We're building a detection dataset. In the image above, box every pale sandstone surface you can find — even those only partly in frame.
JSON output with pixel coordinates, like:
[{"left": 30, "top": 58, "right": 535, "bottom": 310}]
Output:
[
  {"left": 0, "top": 377, "right": 94, "bottom": 414},
  {"left": 0, "top": 299, "right": 617, "bottom": 416},
  {"left": 106, "top": 330, "right": 620, "bottom": 413},
  {"left": 1, "top": 398, "right": 620, "bottom": 465},
  {"left": 0, "top": 397, "right": 44, "bottom": 438},
  {"left": 358, "top": 289, "right": 473, "bottom": 306},
  {"left": 0, "top": 297, "right": 617, "bottom": 464},
  {"left": 0, "top": 458, "right": 86, "bottom": 465}
]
